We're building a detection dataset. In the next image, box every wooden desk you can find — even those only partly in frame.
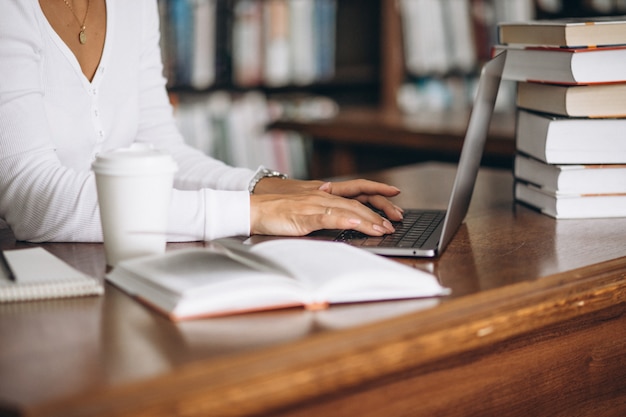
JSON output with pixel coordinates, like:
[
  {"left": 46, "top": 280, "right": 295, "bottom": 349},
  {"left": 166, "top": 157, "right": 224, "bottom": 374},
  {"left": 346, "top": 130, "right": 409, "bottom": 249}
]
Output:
[{"left": 1, "top": 163, "right": 625, "bottom": 417}]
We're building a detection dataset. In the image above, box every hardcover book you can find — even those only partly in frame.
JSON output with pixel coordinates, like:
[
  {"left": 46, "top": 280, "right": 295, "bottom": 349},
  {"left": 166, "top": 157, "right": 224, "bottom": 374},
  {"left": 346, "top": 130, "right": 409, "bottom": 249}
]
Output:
[
  {"left": 232, "top": 0, "right": 264, "bottom": 87},
  {"left": 516, "top": 81, "right": 626, "bottom": 118},
  {"left": 515, "top": 110, "right": 626, "bottom": 164},
  {"left": 106, "top": 239, "right": 450, "bottom": 321},
  {"left": 498, "top": 16, "right": 626, "bottom": 48},
  {"left": 515, "top": 181, "right": 626, "bottom": 219},
  {"left": 514, "top": 154, "right": 626, "bottom": 194},
  {"left": 496, "top": 44, "right": 626, "bottom": 84}
]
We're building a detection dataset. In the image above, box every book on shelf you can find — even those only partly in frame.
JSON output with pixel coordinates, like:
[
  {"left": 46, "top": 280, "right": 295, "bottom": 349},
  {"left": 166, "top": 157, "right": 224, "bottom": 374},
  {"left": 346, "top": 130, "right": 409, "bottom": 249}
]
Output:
[
  {"left": 515, "top": 181, "right": 626, "bottom": 219},
  {"left": 263, "top": 0, "right": 291, "bottom": 87},
  {"left": 288, "top": 0, "right": 317, "bottom": 85},
  {"left": 169, "top": 0, "right": 195, "bottom": 87},
  {"left": 232, "top": 0, "right": 264, "bottom": 87},
  {"left": 515, "top": 110, "right": 626, "bottom": 164},
  {"left": 190, "top": 0, "right": 217, "bottom": 90},
  {"left": 313, "top": 0, "right": 336, "bottom": 81},
  {"left": 0, "top": 247, "right": 104, "bottom": 303},
  {"left": 516, "top": 81, "right": 626, "bottom": 118},
  {"left": 106, "top": 239, "right": 450, "bottom": 321},
  {"left": 496, "top": 44, "right": 626, "bottom": 84},
  {"left": 442, "top": 0, "right": 477, "bottom": 73},
  {"left": 514, "top": 154, "right": 626, "bottom": 195},
  {"left": 498, "top": 15, "right": 626, "bottom": 48}
]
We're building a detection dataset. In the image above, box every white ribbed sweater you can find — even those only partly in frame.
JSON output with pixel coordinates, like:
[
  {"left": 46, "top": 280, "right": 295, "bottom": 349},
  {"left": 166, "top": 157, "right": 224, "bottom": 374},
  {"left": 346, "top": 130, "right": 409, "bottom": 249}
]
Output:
[{"left": 0, "top": 0, "right": 255, "bottom": 242}]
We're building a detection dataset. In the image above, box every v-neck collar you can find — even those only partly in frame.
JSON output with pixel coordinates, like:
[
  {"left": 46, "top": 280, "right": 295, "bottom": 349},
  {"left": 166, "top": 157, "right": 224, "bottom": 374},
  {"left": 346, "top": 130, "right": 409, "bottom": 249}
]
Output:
[{"left": 35, "top": 0, "right": 113, "bottom": 89}]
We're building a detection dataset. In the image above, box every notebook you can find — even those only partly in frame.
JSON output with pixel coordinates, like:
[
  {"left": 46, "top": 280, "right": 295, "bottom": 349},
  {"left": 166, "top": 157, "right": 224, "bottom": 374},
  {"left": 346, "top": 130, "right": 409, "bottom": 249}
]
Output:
[
  {"left": 257, "top": 51, "right": 506, "bottom": 258},
  {"left": 0, "top": 247, "right": 104, "bottom": 302}
]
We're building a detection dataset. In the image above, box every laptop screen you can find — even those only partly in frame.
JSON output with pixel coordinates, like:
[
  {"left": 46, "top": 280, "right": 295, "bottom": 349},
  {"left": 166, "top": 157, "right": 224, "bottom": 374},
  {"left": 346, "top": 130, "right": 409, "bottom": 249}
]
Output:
[{"left": 437, "top": 51, "right": 506, "bottom": 253}]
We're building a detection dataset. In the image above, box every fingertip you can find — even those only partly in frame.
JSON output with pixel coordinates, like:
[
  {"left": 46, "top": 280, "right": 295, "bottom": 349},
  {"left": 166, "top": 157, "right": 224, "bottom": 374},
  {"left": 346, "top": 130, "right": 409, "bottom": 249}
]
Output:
[
  {"left": 348, "top": 218, "right": 362, "bottom": 226},
  {"left": 319, "top": 182, "right": 332, "bottom": 192},
  {"left": 382, "top": 219, "right": 395, "bottom": 233},
  {"left": 371, "top": 224, "right": 387, "bottom": 235},
  {"left": 379, "top": 184, "right": 401, "bottom": 196}
]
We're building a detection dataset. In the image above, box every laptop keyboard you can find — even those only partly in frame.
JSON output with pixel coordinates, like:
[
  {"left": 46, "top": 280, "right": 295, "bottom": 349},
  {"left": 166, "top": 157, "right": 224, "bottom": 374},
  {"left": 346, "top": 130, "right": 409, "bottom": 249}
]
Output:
[{"left": 335, "top": 210, "right": 445, "bottom": 249}]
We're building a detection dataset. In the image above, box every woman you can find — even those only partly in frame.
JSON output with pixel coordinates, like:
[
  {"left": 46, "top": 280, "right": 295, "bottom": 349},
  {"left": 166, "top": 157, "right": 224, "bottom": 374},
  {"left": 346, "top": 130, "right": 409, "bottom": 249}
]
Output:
[{"left": 0, "top": 0, "right": 403, "bottom": 243}]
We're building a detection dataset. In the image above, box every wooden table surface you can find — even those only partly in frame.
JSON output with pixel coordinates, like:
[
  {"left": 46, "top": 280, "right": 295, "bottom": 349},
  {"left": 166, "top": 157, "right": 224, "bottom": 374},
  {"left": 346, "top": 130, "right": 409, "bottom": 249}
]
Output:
[{"left": 1, "top": 162, "right": 625, "bottom": 417}]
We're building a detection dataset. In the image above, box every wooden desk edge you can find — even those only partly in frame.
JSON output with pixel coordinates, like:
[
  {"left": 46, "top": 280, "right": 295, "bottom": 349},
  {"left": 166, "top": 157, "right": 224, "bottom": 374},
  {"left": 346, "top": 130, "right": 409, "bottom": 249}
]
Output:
[{"left": 31, "top": 255, "right": 626, "bottom": 417}]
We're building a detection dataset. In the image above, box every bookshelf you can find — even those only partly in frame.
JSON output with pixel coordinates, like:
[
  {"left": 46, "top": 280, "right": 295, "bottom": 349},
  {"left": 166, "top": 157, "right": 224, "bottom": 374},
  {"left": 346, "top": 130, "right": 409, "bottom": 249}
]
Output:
[
  {"left": 163, "top": 0, "right": 385, "bottom": 179},
  {"left": 163, "top": 0, "right": 625, "bottom": 179},
  {"left": 274, "top": 0, "right": 519, "bottom": 177}
]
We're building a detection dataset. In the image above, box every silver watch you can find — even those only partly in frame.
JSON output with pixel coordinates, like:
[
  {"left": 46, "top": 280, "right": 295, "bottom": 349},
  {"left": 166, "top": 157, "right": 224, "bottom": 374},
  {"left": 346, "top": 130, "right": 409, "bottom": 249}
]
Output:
[{"left": 248, "top": 168, "right": 287, "bottom": 194}]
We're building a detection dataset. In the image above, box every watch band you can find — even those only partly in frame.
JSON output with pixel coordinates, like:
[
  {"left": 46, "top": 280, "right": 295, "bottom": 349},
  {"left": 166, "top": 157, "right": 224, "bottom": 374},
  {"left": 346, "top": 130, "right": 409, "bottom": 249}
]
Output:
[{"left": 248, "top": 168, "right": 288, "bottom": 194}]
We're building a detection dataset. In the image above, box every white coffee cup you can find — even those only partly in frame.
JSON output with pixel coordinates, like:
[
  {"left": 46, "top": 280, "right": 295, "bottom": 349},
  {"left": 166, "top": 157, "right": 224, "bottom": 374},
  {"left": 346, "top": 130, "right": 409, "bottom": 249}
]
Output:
[{"left": 92, "top": 145, "right": 178, "bottom": 266}]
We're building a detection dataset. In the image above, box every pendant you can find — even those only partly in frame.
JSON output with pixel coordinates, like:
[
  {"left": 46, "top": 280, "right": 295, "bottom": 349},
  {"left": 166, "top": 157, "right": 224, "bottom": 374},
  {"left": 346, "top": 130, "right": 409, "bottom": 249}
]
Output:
[{"left": 79, "top": 28, "right": 87, "bottom": 45}]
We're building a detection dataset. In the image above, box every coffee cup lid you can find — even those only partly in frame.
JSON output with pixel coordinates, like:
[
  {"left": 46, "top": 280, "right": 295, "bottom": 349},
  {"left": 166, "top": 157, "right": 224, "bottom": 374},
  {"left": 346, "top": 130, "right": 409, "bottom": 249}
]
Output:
[{"left": 92, "top": 145, "right": 178, "bottom": 176}]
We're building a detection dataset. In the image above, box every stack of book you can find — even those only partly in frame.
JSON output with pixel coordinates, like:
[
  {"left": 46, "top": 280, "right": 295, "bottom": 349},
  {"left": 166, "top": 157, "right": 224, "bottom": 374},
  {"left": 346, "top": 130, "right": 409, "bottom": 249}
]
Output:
[{"left": 496, "top": 16, "right": 626, "bottom": 219}]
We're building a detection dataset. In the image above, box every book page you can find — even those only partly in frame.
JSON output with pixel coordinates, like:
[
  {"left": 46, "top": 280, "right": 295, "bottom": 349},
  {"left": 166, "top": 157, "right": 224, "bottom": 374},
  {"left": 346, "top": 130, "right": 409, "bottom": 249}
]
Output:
[
  {"left": 247, "top": 239, "right": 448, "bottom": 304},
  {"left": 123, "top": 249, "right": 296, "bottom": 295},
  {"left": 107, "top": 248, "right": 308, "bottom": 318}
]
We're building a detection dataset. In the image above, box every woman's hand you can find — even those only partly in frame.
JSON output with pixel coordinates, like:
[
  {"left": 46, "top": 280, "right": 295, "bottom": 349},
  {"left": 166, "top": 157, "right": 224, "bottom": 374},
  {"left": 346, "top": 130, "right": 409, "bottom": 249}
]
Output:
[
  {"left": 250, "top": 177, "right": 404, "bottom": 236},
  {"left": 317, "top": 180, "right": 404, "bottom": 222}
]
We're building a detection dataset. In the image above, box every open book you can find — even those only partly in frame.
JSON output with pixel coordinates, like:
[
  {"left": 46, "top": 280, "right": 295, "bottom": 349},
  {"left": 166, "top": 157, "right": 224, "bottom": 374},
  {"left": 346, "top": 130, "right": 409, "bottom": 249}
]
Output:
[{"left": 106, "top": 239, "right": 450, "bottom": 321}]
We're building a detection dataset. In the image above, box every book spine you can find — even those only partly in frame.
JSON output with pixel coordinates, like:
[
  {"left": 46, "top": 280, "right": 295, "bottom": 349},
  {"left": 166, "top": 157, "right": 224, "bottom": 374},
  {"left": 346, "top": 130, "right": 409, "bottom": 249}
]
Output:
[
  {"left": 289, "top": 0, "right": 317, "bottom": 85},
  {"left": 314, "top": 0, "right": 336, "bottom": 81},
  {"left": 170, "top": 0, "right": 195, "bottom": 87},
  {"left": 263, "top": 0, "right": 291, "bottom": 87},
  {"left": 191, "top": 0, "right": 217, "bottom": 90},
  {"left": 232, "top": 0, "right": 264, "bottom": 87}
]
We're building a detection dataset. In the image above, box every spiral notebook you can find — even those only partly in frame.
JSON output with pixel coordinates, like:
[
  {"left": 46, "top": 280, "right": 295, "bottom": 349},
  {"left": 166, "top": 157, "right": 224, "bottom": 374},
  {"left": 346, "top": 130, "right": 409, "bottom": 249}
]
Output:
[{"left": 0, "top": 247, "right": 104, "bottom": 303}]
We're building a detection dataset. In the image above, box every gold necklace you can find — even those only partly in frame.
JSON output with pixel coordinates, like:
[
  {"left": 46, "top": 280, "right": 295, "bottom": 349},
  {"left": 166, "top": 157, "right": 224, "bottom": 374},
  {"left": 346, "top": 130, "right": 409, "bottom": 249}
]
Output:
[{"left": 62, "top": 0, "right": 91, "bottom": 45}]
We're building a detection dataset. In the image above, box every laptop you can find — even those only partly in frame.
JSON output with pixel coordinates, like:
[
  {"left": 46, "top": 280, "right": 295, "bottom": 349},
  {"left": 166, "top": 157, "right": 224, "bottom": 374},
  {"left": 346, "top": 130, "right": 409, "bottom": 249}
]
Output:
[
  {"left": 312, "top": 51, "right": 506, "bottom": 257},
  {"left": 245, "top": 51, "right": 506, "bottom": 258}
]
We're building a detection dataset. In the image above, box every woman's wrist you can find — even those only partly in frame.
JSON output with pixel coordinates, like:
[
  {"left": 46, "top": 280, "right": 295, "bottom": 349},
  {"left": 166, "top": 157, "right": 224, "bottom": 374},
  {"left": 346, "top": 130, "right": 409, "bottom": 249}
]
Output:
[
  {"left": 253, "top": 177, "right": 325, "bottom": 195},
  {"left": 248, "top": 168, "right": 287, "bottom": 194}
]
